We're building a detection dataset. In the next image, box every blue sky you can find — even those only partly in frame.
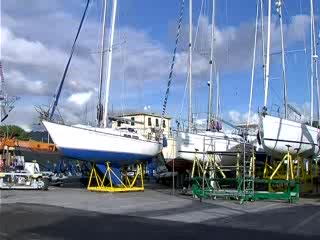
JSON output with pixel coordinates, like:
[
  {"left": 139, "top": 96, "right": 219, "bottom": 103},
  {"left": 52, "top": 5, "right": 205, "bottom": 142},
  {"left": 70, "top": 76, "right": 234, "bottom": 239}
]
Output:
[{"left": 1, "top": 0, "right": 319, "bottom": 130}]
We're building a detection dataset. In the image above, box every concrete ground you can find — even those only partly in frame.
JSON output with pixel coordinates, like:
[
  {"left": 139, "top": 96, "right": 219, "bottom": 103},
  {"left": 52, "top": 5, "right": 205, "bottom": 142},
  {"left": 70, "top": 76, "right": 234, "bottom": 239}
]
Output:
[{"left": 1, "top": 186, "right": 320, "bottom": 240}]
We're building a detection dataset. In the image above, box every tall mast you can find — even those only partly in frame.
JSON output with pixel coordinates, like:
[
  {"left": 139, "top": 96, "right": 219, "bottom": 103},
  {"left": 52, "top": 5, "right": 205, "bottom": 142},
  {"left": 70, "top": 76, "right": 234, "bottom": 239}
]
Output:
[
  {"left": 188, "top": 0, "right": 193, "bottom": 131},
  {"left": 263, "top": 0, "right": 272, "bottom": 110},
  {"left": 97, "top": 0, "right": 108, "bottom": 127},
  {"left": 260, "top": 0, "right": 266, "bottom": 87},
  {"left": 311, "top": 0, "right": 320, "bottom": 123},
  {"left": 247, "top": 0, "right": 260, "bottom": 126},
  {"left": 0, "top": 61, "right": 5, "bottom": 122},
  {"left": 310, "top": 0, "right": 316, "bottom": 124},
  {"left": 207, "top": 0, "right": 216, "bottom": 129},
  {"left": 216, "top": 69, "right": 220, "bottom": 118},
  {"left": 276, "top": 0, "right": 288, "bottom": 119},
  {"left": 103, "top": 0, "right": 117, "bottom": 128}
]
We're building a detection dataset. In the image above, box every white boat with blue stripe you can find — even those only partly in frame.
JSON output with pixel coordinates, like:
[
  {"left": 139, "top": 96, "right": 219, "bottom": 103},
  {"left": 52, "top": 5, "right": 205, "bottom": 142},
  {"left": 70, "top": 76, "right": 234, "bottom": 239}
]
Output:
[{"left": 42, "top": 121, "right": 162, "bottom": 168}]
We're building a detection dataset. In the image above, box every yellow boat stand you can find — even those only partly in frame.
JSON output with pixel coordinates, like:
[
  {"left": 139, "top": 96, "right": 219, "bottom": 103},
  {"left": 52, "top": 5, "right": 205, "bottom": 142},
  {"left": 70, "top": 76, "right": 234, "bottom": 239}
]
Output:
[
  {"left": 191, "top": 150, "right": 226, "bottom": 179},
  {"left": 269, "top": 146, "right": 294, "bottom": 181},
  {"left": 87, "top": 162, "right": 144, "bottom": 193},
  {"left": 262, "top": 145, "right": 318, "bottom": 193},
  {"left": 191, "top": 146, "right": 254, "bottom": 180},
  {"left": 191, "top": 151, "right": 204, "bottom": 178}
]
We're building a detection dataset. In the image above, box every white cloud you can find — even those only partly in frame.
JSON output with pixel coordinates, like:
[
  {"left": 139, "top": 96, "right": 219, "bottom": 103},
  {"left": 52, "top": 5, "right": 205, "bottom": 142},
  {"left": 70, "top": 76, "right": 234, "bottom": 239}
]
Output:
[
  {"left": 177, "top": 14, "right": 311, "bottom": 74},
  {"left": 4, "top": 69, "right": 48, "bottom": 96},
  {"left": 228, "top": 110, "right": 259, "bottom": 125},
  {"left": 2, "top": 27, "right": 62, "bottom": 67},
  {"left": 5, "top": 104, "right": 39, "bottom": 131},
  {"left": 0, "top": 1, "right": 313, "bottom": 130},
  {"left": 67, "top": 91, "right": 93, "bottom": 105},
  {"left": 196, "top": 118, "right": 206, "bottom": 125},
  {"left": 19, "top": 124, "right": 32, "bottom": 132},
  {"left": 0, "top": 10, "right": 174, "bottom": 129},
  {"left": 228, "top": 110, "right": 241, "bottom": 123}
]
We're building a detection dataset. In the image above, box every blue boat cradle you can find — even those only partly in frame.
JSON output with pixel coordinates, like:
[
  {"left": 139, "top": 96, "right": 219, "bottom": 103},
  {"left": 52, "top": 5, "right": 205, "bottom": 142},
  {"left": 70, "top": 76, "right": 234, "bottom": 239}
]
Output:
[
  {"left": 59, "top": 147, "right": 157, "bottom": 191},
  {"left": 85, "top": 157, "right": 155, "bottom": 193},
  {"left": 96, "top": 163, "right": 121, "bottom": 185}
]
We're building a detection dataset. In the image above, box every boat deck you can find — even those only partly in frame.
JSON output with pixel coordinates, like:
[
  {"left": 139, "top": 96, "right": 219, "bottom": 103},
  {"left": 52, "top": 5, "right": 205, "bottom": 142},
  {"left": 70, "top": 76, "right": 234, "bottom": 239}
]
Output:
[{"left": 1, "top": 185, "right": 320, "bottom": 240}]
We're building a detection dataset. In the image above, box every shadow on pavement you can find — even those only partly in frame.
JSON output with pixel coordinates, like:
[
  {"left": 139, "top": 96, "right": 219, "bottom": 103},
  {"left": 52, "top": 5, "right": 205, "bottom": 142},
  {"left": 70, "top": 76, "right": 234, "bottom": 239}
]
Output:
[{"left": 0, "top": 203, "right": 319, "bottom": 240}]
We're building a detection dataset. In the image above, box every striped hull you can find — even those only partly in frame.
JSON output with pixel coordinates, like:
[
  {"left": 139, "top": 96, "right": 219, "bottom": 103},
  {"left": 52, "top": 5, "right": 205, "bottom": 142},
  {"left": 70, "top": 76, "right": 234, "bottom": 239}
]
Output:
[{"left": 42, "top": 121, "right": 162, "bottom": 167}]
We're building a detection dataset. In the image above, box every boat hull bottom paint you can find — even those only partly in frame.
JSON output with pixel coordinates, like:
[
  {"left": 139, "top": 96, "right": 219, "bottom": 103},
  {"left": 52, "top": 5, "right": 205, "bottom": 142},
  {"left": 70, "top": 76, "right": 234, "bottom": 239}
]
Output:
[
  {"left": 260, "top": 115, "right": 320, "bottom": 159},
  {"left": 60, "top": 147, "right": 153, "bottom": 167}
]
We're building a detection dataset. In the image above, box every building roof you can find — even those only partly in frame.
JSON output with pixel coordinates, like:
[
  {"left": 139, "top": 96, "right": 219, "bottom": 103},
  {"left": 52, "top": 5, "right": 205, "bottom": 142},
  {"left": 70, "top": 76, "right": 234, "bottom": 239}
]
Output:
[{"left": 115, "top": 112, "right": 171, "bottom": 119}]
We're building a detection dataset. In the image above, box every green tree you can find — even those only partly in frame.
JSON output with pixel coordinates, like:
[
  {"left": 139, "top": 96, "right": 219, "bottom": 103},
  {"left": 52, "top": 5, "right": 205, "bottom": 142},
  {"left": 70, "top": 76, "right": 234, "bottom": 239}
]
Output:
[{"left": 0, "top": 125, "right": 30, "bottom": 140}]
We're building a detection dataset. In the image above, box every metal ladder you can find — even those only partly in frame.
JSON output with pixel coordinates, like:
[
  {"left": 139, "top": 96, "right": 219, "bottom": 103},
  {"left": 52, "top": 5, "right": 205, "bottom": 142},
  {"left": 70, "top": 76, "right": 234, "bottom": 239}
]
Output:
[
  {"left": 241, "top": 142, "right": 255, "bottom": 202},
  {"left": 204, "top": 135, "right": 222, "bottom": 192}
]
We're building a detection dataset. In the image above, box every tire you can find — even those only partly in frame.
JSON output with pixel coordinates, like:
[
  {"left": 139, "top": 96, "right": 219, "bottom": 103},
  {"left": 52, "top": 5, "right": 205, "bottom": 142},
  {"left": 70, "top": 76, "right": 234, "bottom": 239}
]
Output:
[{"left": 42, "top": 178, "right": 49, "bottom": 191}]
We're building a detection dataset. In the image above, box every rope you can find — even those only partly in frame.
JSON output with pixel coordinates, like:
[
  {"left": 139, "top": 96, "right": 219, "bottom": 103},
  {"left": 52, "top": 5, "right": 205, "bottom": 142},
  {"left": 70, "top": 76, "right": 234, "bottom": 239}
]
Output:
[
  {"left": 161, "top": 0, "right": 185, "bottom": 120},
  {"left": 49, "top": 0, "right": 91, "bottom": 120}
]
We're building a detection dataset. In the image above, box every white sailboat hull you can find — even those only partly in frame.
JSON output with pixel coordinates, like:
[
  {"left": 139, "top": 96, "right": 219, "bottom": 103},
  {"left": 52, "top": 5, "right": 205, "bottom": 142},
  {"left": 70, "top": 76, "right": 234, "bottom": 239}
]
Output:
[
  {"left": 259, "top": 115, "right": 320, "bottom": 159},
  {"left": 175, "top": 131, "right": 243, "bottom": 166},
  {"left": 42, "top": 121, "right": 162, "bottom": 167}
]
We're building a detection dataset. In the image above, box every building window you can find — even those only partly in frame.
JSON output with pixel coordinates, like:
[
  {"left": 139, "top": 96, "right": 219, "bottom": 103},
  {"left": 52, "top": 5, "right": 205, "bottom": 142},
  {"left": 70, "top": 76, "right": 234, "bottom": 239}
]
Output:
[
  {"left": 117, "top": 121, "right": 121, "bottom": 127},
  {"left": 156, "top": 118, "right": 159, "bottom": 127},
  {"left": 162, "top": 120, "right": 166, "bottom": 128},
  {"left": 148, "top": 117, "right": 152, "bottom": 126},
  {"left": 131, "top": 117, "right": 135, "bottom": 126}
]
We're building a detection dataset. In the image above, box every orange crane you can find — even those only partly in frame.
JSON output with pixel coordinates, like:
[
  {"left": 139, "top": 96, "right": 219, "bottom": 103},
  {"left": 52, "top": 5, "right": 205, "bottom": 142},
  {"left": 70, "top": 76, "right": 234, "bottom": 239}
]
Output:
[{"left": 0, "top": 138, "right": 56, "bottom": 152}]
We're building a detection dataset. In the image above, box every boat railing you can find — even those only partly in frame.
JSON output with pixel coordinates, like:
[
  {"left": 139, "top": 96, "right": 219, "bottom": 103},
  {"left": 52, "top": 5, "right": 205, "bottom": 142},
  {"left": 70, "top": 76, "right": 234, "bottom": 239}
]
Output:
[
  {"left": 174, "top": 119, "right": 206, "bottom": 134},
  {"left": 174, "top": 118, "right": 244, "bottom": 137},
  {"left": 268, "top": 104, "right": 282, "bottom": 118},
  {"left": 116, "top": 126, "right": 168, "bottom": 142},
  {"left": 267, "top": 103, "right": 303, "bottom": 123}
]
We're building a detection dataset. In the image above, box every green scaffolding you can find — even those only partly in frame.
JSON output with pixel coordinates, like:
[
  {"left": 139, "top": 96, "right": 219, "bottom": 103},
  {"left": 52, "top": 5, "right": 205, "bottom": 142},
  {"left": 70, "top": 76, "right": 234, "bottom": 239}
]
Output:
[
  {"left": 192, "top": 177, "right": 300, "bottom": 204},
  {"left": 191, "top": 145, "right": 302, "bottom": 204}
]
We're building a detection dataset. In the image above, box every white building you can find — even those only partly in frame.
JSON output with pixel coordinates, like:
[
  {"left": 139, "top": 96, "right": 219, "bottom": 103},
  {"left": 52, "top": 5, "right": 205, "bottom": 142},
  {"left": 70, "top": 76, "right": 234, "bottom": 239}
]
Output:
[
  {"left": 111, "top": 112, "right": 176, "bottom": 161},
  {"left": 111, "top": 112, "right": 171, "bottom": 135}
]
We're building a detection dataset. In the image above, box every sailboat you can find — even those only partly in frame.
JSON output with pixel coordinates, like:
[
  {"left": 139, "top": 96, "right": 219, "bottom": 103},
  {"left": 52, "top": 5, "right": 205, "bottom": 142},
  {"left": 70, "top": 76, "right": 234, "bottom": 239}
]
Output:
[
  {"left": 258, "top": 0, "right": 320, "bottom": 159},
  {"left": 174, "top": 0, "right": 244, "bottom": 168},
  {"left": 42, "top": 0, "right": 162, "bottom": 173}
]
